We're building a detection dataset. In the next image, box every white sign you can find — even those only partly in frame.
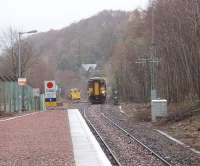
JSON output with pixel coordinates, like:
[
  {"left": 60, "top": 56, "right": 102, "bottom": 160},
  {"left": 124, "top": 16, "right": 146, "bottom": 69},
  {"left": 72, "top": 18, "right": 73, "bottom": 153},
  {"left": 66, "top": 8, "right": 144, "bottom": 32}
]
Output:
[
  {"left": 33, "top": 88, "right": 40, "bottom": 97},
  {"left": 44, "top": 80, "right": 57, "bottom": 100},
  {"left": 18, "top": 78, "right": 27, "bottom": 86},
  {"left": 45, "top": 92, "right": 56, "bottom": 98}
]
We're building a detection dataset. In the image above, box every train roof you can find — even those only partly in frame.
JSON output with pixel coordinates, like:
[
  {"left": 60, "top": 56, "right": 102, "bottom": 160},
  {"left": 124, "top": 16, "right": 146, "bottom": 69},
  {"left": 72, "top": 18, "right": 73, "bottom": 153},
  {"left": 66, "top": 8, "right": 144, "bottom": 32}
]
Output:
[{"left": 88, "top": 77, "right": 106, "bottom": 81}]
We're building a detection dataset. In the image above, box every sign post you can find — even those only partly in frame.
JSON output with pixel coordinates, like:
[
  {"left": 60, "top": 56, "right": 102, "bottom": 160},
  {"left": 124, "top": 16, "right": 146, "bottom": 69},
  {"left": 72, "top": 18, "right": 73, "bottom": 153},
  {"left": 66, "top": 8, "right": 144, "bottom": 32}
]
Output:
[
  {"left": 44, "top": 81, "right": 57, "bottom": 109},
  {"left": 18, "top": 78, "right": 27, "bottom": 112},
  {"left": 33, "top": 88, "right": 40, "bottom": 111}
]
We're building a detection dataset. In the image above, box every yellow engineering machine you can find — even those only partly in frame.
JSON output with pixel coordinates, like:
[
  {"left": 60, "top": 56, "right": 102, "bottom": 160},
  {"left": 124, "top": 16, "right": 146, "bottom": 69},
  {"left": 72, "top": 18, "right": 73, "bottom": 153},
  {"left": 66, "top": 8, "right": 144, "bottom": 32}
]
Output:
[{"left": 68, "top": 88, "right": 81, "bottom": 100}]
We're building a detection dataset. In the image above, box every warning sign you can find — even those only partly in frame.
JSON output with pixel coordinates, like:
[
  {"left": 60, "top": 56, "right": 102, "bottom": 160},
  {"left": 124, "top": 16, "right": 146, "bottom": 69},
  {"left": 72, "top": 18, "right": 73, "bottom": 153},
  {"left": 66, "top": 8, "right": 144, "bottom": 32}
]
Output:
[
  {"left": 18, "top": 78, "right": 27, "bottom": 86},
  {"left": 45, "top": 81, "right": 56, "bottom": 93},
  {"left": 44, "top": 80, "right": 57, "bottom": 108}
]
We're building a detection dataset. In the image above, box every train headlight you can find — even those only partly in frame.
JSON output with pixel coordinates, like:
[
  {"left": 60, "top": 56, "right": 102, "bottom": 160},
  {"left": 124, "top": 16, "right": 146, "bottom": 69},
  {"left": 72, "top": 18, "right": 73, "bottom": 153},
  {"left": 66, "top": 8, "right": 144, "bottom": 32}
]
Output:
[{"left": 101, "top": 90, "right": 106, "bottom": 95}]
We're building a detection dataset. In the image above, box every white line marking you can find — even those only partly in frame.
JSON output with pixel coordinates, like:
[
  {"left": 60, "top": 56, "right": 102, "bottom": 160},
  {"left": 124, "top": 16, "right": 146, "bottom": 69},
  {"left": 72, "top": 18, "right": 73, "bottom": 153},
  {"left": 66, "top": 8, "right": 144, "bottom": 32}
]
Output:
[
  {"left": 156, "top": 129, "right": 200, "bottom": 155},
  {"left": 120, "top": 111, "right": 125, "bottom": 114},
  {"left": 119, "top": 105, "right": 126, "bottom": 114},
  {"left": 190, "top": 148, "right": 200, "bottom": 154},
  {"left": 156, "top": 130, "right": 185, "bottom": 146},
  {"left": 0, "top": 112, "right": 39, "bottom": 122}
]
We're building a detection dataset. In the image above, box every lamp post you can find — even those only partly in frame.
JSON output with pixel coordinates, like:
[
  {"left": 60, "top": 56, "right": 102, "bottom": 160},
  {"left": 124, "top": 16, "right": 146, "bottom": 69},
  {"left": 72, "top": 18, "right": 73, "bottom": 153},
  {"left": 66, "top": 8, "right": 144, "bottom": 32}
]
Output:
[
  {"left": 18, "top": 30, "right": 37, "bottom": 78},
  {"left": 18, "top": 30, "right": 37, "bottom": 112}
]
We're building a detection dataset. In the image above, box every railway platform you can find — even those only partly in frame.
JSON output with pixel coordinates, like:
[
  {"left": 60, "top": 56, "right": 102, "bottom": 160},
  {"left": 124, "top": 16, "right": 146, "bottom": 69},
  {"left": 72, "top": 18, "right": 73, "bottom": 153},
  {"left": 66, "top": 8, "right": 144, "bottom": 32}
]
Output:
[{"left": 68, "top": 109, "right": 112, "bottom": 166}]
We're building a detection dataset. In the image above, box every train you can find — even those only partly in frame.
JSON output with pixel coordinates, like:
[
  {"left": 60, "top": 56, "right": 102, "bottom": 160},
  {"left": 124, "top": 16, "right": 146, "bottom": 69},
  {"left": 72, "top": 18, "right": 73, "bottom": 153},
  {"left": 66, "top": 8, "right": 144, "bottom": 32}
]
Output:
[{"left": 87, "top": 77, "right": 106, "bottom": 104}]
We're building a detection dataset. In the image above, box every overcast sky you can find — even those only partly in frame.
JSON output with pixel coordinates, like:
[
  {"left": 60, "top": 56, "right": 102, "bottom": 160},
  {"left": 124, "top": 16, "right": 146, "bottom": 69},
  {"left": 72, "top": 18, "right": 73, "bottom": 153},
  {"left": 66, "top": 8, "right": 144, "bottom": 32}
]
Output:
[{"left": 0, "top": 0, "right": 149, "bottom": 32}]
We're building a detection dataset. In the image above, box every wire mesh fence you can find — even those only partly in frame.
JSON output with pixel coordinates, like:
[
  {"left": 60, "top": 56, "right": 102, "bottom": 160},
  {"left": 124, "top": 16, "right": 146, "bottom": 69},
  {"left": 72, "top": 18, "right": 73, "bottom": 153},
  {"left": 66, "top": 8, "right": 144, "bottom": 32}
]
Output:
[{"left": 0, "top": 77, "right": 44, "bottom": 113}]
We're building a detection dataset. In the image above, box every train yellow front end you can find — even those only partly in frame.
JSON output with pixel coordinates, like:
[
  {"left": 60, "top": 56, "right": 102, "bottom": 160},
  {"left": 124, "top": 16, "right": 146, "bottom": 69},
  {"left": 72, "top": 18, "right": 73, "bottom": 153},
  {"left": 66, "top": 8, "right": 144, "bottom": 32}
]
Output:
[{"left": 88, "top": 77, "right": 106, "bottom": 104}]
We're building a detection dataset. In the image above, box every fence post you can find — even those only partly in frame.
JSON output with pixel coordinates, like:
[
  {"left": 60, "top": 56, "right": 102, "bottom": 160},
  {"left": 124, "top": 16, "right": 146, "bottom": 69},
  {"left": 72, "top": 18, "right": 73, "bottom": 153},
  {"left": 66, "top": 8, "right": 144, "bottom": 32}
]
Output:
[{"left": 0, "top": 80, "right": 2, "bottom": 112}]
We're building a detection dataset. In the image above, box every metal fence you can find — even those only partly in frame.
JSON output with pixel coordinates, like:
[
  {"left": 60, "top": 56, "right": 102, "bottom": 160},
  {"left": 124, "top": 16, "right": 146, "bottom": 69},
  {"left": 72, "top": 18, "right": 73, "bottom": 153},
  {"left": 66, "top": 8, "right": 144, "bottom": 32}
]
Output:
[{"left": 0, "top": 76, "right": 44, "bottom": 113}]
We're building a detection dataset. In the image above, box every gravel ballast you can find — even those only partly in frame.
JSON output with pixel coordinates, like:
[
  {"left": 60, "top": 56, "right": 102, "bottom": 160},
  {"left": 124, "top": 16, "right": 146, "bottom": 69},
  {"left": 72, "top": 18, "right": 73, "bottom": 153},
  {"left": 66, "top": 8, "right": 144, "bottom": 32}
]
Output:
[
  {"left": 85, "top": 105, "right": 165, "bottom": 166},
  {"left": 98, "top": 104, "right": 200, "bottom": 166}
]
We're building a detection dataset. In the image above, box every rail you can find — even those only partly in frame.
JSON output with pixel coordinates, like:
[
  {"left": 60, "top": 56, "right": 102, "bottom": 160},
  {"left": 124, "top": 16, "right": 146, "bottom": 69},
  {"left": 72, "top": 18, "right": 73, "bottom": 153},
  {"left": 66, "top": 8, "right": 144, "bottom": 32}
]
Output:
[
  {"left": 101, "top": 113, "right": 173, "bottom": 166},
  {"left": 82, "top": 108, "right": 122, "bottom": 166}
]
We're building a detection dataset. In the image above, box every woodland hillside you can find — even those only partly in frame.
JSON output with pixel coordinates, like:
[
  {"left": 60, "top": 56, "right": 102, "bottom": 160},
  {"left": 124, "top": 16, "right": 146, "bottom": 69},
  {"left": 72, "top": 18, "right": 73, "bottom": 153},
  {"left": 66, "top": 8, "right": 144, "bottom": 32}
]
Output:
[
  {"left": 110, "top": 0, "right": 200, "bottom": 103},
  {"left": 29, "top": 10, "right": 130, "bottom": 71},
  {"left": 2, "top": 0, "right": 200, "bottom": 104},
  {"left": 26, "top": 10, "right": 130, "bottom": 94},
  {"left": 26, "top": 0, "right": 200, "bottom": 103}
]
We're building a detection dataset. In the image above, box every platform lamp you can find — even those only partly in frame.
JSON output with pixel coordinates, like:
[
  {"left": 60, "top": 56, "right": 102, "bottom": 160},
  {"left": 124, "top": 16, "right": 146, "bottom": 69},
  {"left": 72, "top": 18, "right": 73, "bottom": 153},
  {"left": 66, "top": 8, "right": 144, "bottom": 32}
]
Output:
[{"left": 18, "top": 30, "right": 37, "bottom": 112}]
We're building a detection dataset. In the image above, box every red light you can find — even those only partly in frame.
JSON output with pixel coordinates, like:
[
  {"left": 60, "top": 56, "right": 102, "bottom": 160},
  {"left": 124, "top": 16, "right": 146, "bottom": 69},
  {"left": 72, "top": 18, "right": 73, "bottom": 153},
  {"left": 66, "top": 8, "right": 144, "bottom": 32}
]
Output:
[{"left": 47, "top": 82, "right": 53, "bottom": 88}]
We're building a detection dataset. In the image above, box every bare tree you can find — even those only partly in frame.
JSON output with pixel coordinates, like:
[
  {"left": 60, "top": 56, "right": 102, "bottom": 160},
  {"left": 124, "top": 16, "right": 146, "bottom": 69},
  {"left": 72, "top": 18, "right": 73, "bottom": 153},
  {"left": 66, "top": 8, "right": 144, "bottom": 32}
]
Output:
[
  {"left": 110, "top": 1, "right": 200, "bottom": 103},
  {"left": 0, "top": 27, "right": 38, "bottom": 78}
]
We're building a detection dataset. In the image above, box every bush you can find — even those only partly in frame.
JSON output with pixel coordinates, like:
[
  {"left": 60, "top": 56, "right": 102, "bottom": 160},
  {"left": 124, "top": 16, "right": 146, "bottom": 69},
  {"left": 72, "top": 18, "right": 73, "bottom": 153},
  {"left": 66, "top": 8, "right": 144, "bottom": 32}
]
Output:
[
  {"left": 134, "top": 109, "right": 151, "bottom": 122},
  {"left": 0, "top": 111, "right": 15, "bottom": 118},
  {"left": 164, "top": 101, "right": 200, "bottom": 123}
]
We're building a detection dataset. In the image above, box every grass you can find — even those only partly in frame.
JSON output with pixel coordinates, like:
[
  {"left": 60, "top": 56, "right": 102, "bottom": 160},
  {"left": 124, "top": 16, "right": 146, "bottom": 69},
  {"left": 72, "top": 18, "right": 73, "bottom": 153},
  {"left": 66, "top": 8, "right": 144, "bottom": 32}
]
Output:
[
  {"left": 160, "top": 100, "right": 200, "bottom": 124},
  {"left": 134, "top": 109, "right": 151, "bottom": 122},
  {"left": 0, "top": 111, "right": 15, "bottom": 118},
  {"left": 121, "top": 103, "right": 152, "bottom": 123}
]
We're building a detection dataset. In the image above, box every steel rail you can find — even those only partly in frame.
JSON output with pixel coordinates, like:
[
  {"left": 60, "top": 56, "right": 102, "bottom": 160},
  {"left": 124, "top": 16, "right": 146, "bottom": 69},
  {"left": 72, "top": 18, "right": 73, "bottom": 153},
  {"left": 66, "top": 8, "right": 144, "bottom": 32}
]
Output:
[
  {"left": 82, "top": 108, "right": 122, "bottom": 166},
  {"left": 101, "top": 113, "right": 173, "bottom": 166}
]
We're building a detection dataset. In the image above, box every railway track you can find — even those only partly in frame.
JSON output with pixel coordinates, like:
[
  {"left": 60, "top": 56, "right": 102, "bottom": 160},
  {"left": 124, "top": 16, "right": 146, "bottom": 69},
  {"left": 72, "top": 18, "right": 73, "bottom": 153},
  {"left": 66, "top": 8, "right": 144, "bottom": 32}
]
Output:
[
  {"left": 82, "top": 107, "right": 122, "bottom": 166},
  {"left": 101, "top": 113, "right": 173, "bottom": 166},
  {"left": 77, "top": 103, "right": 200, "bottom": 165},
  {"left": 82, "top": 104, "right": 173, "bottom": 166}
]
